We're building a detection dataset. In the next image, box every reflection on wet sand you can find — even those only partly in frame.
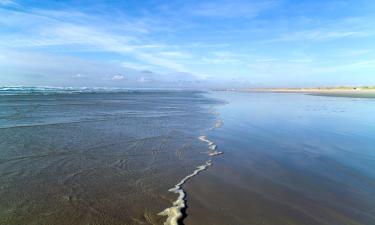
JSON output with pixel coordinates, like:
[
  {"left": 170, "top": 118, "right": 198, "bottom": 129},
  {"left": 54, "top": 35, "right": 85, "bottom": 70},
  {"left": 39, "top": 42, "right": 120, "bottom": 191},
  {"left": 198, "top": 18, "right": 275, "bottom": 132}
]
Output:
[{"left": 186, "top": 92, "right": 375, "bottom": 225}]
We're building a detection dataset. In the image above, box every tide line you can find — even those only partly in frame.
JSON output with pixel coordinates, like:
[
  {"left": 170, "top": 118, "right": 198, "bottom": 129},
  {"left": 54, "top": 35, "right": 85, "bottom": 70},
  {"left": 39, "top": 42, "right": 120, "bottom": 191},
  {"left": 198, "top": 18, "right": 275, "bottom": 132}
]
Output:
[
  {"left": 157, "top": 160, "right": 212, "bottom": 225},
  {"left": 199, "top": 135, "right": 223, "bottom": 156},
  {"left": 158, "top": 116, "right": 223, "bottom": 225}
]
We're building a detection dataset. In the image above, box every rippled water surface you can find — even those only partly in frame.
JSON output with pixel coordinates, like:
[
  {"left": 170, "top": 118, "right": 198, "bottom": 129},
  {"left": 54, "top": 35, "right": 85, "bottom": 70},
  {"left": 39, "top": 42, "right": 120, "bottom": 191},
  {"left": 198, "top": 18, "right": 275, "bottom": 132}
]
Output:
[
  {"left": 1, "top": 90, "right": 375, "bottom": 225},
  {"left": 0, "top": 89, "right": 219, "bottom": 225}
]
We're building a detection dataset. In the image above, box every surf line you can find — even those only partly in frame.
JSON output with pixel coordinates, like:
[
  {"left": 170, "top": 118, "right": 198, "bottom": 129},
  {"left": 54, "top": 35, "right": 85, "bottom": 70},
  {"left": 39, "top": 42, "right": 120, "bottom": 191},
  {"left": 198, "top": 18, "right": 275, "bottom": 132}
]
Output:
[
  {"left": 198, "top": 135, "right": 223, "bottom": 156},
  {"left": 158, "top": 160, "right": 212, "bottom": 225},
  {"left": 158, "top": 117, "right": 223, "bottom": 225}
]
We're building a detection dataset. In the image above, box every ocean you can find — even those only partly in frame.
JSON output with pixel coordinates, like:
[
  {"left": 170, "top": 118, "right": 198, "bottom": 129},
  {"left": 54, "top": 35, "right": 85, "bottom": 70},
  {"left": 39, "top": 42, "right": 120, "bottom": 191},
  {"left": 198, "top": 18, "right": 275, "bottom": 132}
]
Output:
[
  {"left": 0, "top": 88, "right": 221, "bottom": 225},
  {"left": 186, "top": 91, "right": 375, "bottom": 225},
  {"left": 1, "top": 88, "right": 375, "bottom": 225}
]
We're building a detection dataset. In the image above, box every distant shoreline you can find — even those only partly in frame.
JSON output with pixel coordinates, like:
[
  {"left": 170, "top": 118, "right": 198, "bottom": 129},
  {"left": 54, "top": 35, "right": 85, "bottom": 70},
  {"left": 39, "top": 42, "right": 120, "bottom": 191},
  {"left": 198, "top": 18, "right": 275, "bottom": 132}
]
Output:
[
  {"left": 216, "top": 86, "right": 375, "bottom": 92},
  {"left": 250, "top": 87, "right": 375, "bottom": 93},
  {"left": 214, "top": 87, "right": 375, "bottom": 98}
]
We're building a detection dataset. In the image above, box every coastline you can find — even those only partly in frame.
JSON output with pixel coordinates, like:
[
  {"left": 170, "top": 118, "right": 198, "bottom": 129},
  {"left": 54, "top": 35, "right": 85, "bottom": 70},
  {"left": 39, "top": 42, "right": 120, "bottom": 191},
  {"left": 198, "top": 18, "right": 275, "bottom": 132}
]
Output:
[
  {"left": 214, "top": 88, "right": 375, "bottom": 98},
  {"left": 158, "top": 112, "right": 224, "bottom": 225},
  {"left": 250, "top": 88, "right": 375, "bottom": 93},
  {"left": 0, "top": 90, "right": 222, "bottom": 225}
]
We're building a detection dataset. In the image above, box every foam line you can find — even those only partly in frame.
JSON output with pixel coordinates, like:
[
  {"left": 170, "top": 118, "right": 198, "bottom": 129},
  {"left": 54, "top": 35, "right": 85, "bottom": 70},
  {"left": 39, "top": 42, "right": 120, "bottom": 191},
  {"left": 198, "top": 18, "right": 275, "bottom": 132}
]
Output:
[
  {"left": 209, "top": 151, "right": 223, "bottom": 156},
  {"left": 158, "top": 160, "right": 212, "bottom": 225},
  {"left": 159, "top": 116, "right": 223, "bottom": 225},
  {"left": 199, "top": 135, "right": 223, "bottom": 156},
  {"left": 209, "top": 119, "right": 223, "bottom": 130}
]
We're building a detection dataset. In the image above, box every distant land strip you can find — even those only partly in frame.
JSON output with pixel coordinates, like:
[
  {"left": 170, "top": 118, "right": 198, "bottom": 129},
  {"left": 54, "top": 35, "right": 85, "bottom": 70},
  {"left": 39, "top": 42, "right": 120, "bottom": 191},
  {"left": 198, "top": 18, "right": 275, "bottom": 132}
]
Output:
[
  {"left": 214, "top": 86, "right": 375, "bottom": 92},
  {"left": 213, "top": 86, "right": 375, "bottom": 98}
]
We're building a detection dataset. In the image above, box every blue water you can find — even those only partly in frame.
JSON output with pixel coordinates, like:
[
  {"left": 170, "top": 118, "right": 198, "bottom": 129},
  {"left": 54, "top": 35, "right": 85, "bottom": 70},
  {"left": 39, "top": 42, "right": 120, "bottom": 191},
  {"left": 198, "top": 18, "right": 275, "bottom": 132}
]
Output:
[
  {"left": 1, "top": 88, "right": 375, "bottom": 225},
  {"left": 185, "top": 91, "right": 375, "bottom": 225}
]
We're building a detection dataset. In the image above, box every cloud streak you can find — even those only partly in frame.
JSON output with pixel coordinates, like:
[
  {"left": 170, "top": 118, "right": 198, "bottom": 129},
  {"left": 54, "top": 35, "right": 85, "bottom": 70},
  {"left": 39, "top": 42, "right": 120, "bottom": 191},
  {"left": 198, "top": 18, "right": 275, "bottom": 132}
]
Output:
[
  {"left": 0, "top": 0, "right": 17, "bottom": 6},
  {"left": 0, "top": 7, "right": 190, "bottom": 73},
  {"left": 1, "top": 0, "right": 375, "bottom": 87}
]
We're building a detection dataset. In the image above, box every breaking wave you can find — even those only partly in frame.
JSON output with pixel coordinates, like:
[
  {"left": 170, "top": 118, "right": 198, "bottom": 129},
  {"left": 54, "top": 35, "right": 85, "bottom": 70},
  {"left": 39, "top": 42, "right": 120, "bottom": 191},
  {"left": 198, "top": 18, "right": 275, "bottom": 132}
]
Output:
[{"left": 0, "top": 86, "right": 188, "bottom": 96}]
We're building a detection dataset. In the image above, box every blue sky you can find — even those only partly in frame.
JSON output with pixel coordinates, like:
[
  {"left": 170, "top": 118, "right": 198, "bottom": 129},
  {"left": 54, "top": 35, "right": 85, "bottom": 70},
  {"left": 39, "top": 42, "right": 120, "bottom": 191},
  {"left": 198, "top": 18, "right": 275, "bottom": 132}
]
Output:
[{"left": 0, "top": 0, "right": 375, "bottom": 87}]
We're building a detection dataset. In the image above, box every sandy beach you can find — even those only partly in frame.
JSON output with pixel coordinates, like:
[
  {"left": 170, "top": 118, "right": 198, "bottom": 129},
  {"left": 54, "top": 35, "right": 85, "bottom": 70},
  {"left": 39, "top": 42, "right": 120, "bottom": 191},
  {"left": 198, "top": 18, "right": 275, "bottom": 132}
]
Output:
[
  {"left": 2, "top": 0, "right": 375, "bottom": 224},
  {"left": 242, "top": 88, "right": 375, "bottom": 98}
]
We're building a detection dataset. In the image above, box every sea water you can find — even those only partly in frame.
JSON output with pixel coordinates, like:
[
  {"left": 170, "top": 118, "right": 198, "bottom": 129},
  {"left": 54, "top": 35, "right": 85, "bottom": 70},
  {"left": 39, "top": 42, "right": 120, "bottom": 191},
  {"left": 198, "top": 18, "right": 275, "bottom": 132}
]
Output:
[{"left": 0, "top": 88, "right": 221, "bottom": 225}]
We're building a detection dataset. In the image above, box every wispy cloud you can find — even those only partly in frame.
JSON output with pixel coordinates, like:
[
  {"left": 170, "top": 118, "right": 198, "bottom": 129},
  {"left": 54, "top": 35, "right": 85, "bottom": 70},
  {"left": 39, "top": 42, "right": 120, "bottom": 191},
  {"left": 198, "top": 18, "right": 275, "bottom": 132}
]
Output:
[
  {"left": 0, "top": 0, "right": 17, "bottom": 6},
  {"left": 0, "top": 7, "right": 192, "bottom": 73},
  {"left": 112, "top": 75, "right": 124, "bottom": 80},
  {"left": 1, "top": 0, "right": 374, "bottom": 87},
  {"left": 271, "top": 30, "right": 370, "bottom": 42},
  {"left": 0, "top": 50, "right": 200, "bottom": 87},
  {"left": 265, "top": 16, "right": 375, "bottom": 43}
]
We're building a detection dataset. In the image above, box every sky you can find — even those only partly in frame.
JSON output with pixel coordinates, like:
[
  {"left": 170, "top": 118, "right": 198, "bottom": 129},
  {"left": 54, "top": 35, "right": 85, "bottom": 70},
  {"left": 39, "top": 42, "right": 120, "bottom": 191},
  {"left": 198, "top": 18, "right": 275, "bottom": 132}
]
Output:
[{"left": 0, "top": 0, "right": 375, "bottom": 88}]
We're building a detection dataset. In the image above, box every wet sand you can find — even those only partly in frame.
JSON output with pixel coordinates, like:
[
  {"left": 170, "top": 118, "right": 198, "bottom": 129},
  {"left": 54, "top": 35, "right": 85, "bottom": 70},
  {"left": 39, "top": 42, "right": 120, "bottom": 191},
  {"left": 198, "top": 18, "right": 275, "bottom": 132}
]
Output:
[
  {"left": 0, "top": 90, "right": 221, "bottom": 225},
  {"left": 1, "top": 89, "right": 375, "bottom": 225},
  {"left": 185, "top": 92, "right": 375, "bottom": 225},
  {"left": 244, "top": 88, "right": 375, "bottom": 98}
]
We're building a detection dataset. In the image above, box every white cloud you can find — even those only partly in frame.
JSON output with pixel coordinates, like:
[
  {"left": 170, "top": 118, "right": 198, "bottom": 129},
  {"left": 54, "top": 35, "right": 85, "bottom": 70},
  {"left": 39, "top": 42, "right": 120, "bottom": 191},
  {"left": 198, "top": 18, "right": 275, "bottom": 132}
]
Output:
[
  {"left": 158, "top": 51, "right": 192, "bottom": 59},
  {"left": 0, "top": 50, "right": 202, "bottom": 87},
  {"left": 0, "top": 0, "right": 17, "bottom": 6},
  {"left": 111, "top": 75, "right": 124, "bottom": 80},
  {"left": 0, "top": 8, "right": 190, "bottom": 73},
  {"left": 74, "top": 73, "right": 85, "bottom": 78},
  {"left": 201, "top": 57, "right": 239, "bottom": 64},
  {"left": 272, "top": 30, "right": 367, "bottom": 42},
  {"left": 121, "top": 62, "right": 148, "bottom": 70},
  {"left": 136, "top": 52, "right": 187, "bottom": 71},
  {"left": 265, "top": 16, "right": 375, "bottom": 43},
  {"left": 1, "top": 1, "right": 374, "bottom": 87}
]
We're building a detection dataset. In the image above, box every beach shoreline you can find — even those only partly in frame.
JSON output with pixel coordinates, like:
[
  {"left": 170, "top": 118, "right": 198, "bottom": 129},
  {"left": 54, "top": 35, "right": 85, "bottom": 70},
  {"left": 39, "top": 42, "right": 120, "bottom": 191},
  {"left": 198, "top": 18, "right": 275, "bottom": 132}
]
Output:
[
  {"left": 214, "top": 87, "right": 375, "bottom": 98},
  {"left": 184, "top": 91, "right": 375, "bottom": 225}
]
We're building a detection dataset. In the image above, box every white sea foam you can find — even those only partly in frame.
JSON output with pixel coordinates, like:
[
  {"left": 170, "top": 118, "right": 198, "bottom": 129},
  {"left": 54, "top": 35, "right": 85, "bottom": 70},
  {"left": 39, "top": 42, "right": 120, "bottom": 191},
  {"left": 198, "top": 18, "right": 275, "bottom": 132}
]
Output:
[
  {"left": 209, "top": 144, "right": 217, "bottom": 150},
  {"left": 209, "top": 118, "right": 223, "bottom": 130},
  {"left": 209, "top": 151, "right": 223, "bottom": 156},
  {"left": 198, "top": 135, "right": 213, "bottom": 145},
  {"left": 159, "top": 116, "right": 223, "bottom": 225},
  {"left": 0, "top": 86, "right": 187, "bottom": 96},
  {"left": 199, "top": 135, "right": 223, "bottom": 157},
  {"left": 158, "top": 160, "right": 212, "bottom": 225}
]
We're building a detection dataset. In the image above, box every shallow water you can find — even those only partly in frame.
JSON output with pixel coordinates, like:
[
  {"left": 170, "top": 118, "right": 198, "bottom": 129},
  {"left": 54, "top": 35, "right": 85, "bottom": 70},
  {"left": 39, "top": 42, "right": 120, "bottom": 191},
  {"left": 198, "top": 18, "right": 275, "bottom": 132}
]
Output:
[
  {"left": 186, "top": 92, "right": 375, "bottom": 225},
  {"left": 1, "top": 90, "right": 375, "bottom": 225},
  {"left": 0, "top": 89, "right": 220, "bottom": 225}
]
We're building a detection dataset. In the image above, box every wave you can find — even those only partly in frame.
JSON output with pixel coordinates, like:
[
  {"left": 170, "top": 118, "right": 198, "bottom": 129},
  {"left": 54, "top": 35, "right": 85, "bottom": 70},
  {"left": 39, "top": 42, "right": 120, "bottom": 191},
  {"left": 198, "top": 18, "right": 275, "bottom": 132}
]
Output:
[
  {"left": 0, "top": 86, "right": 193, "bottom": 96},
  {"left": 159, "top": 114, "right": 223, "bottom": 225}
]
